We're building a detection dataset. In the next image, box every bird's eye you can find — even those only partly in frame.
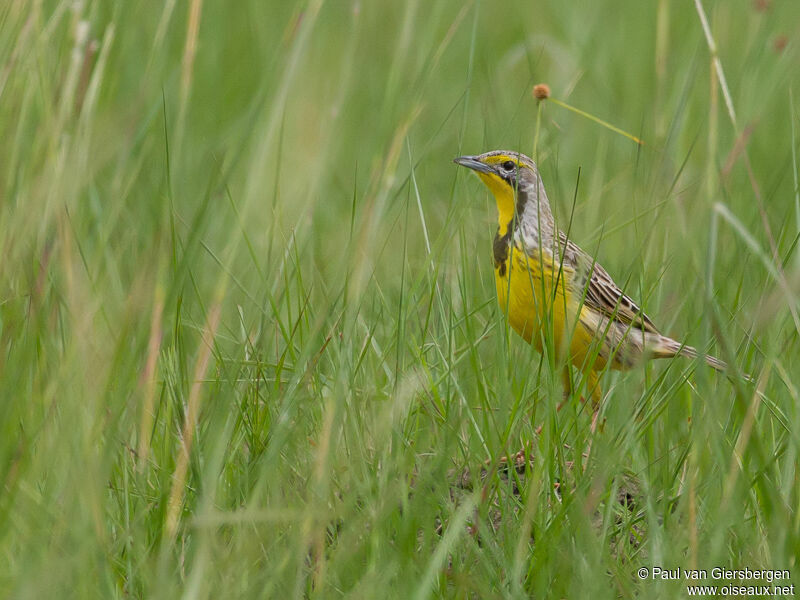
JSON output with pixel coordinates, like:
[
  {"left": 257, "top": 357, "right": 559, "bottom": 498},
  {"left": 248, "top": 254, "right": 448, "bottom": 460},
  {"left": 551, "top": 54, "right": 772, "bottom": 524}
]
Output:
[{"left": 501, "top": 160, "right": 516, "bottom": 171}]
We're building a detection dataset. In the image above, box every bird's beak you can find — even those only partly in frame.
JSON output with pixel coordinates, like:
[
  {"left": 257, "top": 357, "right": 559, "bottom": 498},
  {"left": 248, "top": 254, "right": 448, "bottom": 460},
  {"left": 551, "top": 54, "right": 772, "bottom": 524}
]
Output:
[{"left": 453, "top": 155, "right": 493, "bottom": 174}]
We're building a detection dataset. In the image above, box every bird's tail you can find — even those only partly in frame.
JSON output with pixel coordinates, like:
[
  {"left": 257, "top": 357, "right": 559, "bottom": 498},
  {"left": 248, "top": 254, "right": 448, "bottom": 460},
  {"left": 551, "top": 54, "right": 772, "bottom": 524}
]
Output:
[{"left": 654, "top": 335, "right": 729, "bottom": 372}]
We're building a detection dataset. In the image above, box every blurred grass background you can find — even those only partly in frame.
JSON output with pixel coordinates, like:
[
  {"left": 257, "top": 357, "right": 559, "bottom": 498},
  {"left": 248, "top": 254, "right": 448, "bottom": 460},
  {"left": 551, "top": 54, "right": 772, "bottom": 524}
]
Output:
[{"left": 1, "top": 0, "right": 799, "bottom": 597}]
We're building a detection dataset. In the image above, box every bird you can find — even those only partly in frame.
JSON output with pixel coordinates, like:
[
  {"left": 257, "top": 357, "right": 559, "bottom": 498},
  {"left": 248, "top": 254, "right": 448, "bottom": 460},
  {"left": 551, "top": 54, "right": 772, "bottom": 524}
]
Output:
[{"left": 454, "top": 149, "right": 730, "bottom": 415}]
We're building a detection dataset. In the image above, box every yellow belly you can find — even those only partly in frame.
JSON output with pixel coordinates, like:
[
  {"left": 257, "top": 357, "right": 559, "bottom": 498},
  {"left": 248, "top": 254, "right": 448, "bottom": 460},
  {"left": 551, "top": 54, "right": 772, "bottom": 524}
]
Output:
[{"left": 495, "top": 249, "right": 610, "bottom": 372}]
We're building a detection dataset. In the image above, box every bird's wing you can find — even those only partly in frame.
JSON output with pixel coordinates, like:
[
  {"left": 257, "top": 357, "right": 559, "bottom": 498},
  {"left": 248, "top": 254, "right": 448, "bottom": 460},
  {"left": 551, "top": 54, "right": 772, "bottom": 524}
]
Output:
[{"left": 558, "top": 232, "right": 661, "bottom": 334}]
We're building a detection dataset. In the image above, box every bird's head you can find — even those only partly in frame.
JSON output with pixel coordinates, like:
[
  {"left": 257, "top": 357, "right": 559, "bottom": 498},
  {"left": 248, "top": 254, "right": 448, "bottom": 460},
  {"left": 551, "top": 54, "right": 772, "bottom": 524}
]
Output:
[{"left": 454, "top": 150, "right": 552, "bottom": 232}]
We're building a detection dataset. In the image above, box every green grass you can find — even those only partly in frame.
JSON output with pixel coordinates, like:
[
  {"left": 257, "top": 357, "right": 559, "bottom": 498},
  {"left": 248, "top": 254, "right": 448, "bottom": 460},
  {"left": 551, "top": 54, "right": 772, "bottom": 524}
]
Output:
[{"left": 1, "top": 0, "right": 799, "bottom": 597}]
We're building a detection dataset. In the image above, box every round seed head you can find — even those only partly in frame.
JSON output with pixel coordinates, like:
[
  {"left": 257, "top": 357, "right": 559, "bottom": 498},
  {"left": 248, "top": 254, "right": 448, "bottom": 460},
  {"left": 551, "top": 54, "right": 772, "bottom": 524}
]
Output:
[{"left": 532, "top": 83, "right": 551, "bottom": 101}]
